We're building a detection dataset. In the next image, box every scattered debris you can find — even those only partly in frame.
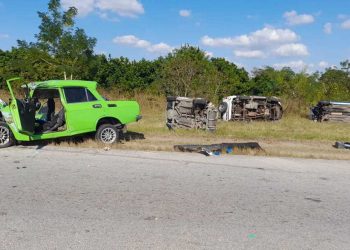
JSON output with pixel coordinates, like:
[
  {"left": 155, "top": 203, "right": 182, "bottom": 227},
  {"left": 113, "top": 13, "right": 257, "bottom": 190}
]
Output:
[
  {"left": 334, "top": 142, "right": 350, "bottom": 150},
  {"left": 311, "top": 101, "right": 350, "bottom": 122},
  {"left": 304, "top": 197, "right": 322, "bottom": 203},
  {"left": 144, "top": 216, "right": 158, "bottom": 221},
  {"left": 174, "top": 142, "right": 263, "bottom": 156}
]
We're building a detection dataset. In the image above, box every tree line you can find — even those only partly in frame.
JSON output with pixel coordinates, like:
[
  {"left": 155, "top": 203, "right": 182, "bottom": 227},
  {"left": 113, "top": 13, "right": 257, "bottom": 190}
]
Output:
[{"left": 0, "top": 0, "right": 349, "bottom": 112}]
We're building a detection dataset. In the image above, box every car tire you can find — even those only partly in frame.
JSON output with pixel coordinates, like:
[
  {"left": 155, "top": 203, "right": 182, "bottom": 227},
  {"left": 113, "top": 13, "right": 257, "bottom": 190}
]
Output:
[
  {"left": 0, "top": 121, "right": 15, "bottom": 148},
  {"left": 218, "top": 102, "right": 228, "bottom": 113},
  {"left": 95, "top": 124, "right": 119, "bottom": 144}
]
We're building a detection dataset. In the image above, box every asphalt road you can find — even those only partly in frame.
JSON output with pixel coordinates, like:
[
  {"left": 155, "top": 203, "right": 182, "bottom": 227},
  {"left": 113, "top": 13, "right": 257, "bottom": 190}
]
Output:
[{"left": 0, "top": 146, "right": 350, "bottom": 250}]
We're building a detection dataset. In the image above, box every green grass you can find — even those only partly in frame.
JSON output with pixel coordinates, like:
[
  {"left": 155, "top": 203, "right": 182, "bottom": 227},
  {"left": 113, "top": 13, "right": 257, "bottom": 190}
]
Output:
[{"left": 129, "top": 111, "right": 350, "bottom": 143}]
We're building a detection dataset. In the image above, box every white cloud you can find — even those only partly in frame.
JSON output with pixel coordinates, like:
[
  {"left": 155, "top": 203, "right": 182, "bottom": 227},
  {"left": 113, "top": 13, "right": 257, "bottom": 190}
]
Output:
[
  {"left": 113, "top": 35, "right": 173, "bottom": 54},
  {"left": 201, "top": 27, "right": 299, "bottom": 48},
  {"left": 283, "top": 10, "right": 315, "bottom": 26},
  {"left": 202, "top": 27, "right": 310, "bottom": 60},
  {"left": 338, "top": 14, "right": 348, "bottom": 20},
  {"left": 62, "top": 0, "right": 144, "bottom": 18},
  {"left": 147, "top": 43, "right": 173, "bottom": 53},
  {"left": 341, "top": 19, "right": 350, "bottom": 29},
  {"left": 62, "top": 0, "right": 95, "bottom": 16},
  {"left": 179, "top": 9, "right": 191, "bottom": 17},
  {"left": 0, "top": 34, "right": 9, "bottom": 39},
  {"left": 96, "top": 0, "right": 144, "bottom": 17},
  {"left": 113, "top": 35, "right": 150, "bottom": 48},
  {"left": 274, "top": 43, "right": 309, "bottom": 57},
  {"left": 205, "top": 51, "right": 214, "bottom": 58},
  {"left": 234, "top": 50, "right": 265, "bottom": 58},
  {"left": 319, "top": 61, "right": 329, "bottom": 68},
  {"left": 323, "top": 23, "right": 332, "bottom": 34},
  {"left": 233, "top": 61, "right": 245, "bottom": 68},
  {"left": 273, "top": 60, "right": 310, "bottom": 71}
]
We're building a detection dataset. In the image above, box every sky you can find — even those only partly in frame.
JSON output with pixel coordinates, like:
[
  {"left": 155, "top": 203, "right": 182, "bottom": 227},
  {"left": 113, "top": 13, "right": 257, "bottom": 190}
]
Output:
[{"left": 0, "top": 0, "right": 349, "bottom": 72}]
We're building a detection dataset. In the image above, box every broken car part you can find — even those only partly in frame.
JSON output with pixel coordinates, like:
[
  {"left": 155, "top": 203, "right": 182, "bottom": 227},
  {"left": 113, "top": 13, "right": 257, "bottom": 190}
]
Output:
[
  {"left": 334, "top": 142, "right": 350, "bottom": 149},
  {"left": 174, "top": 142, "right": 263, "bottom": 156}
]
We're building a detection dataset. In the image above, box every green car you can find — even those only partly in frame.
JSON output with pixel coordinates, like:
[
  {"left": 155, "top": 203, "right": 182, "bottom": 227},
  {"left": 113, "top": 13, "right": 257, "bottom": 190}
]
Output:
[{"left": 0, "top": 78, "right": 141, "bottom": 148}]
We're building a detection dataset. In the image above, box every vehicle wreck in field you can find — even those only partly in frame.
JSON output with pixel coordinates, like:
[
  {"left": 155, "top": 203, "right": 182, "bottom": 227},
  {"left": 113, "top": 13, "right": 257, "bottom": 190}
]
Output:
[
  {"left": 311, "top": 101, "right": 350, "bottom": 122},
  {"left": 219, "top": 95, "right": 283, "bottom": 121},
  {"left": 166, "top": 96, "right": 218, "bottom": 131}
]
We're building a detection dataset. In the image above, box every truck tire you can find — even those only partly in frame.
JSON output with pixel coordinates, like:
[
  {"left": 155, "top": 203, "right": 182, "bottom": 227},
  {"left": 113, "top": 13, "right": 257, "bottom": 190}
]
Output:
[
  {"left": 0, "top": 121, "right": 15, "bottom": 148},
  {"left": 95, "top": 124, "right": 119, "bottom": 144},
  {"left": 271, "top": 105, "right": 283, "bottom": 120},
  {"left": 218, "top": 102, "right": 228, "bottom": 113},
  {"left": 166, "top": 96, "right": 177, "bottom": 102},
  {"left": 193, "top": 98, "right": 207, "bottom": 106}
]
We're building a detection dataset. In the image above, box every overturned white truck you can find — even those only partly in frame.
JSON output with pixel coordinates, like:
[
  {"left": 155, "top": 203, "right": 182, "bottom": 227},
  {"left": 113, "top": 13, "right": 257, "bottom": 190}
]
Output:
[
  {"left": 219, "top": 95, "right": 283, "bottom": 121},
  {"left": 166, "top": 96, "right": 218, "bottom": 131}
]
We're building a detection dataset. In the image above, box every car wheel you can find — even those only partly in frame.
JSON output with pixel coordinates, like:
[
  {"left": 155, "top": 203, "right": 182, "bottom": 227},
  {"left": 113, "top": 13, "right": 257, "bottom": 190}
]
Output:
[
  {"left": 95, "top": 124, "right": 119, "bottom": 144},
  {"left": 0, "top": 122, "right": 14, "bottom": 148},
  {"left": 218, "top": 102, "right": 228, "bottom": 113}
]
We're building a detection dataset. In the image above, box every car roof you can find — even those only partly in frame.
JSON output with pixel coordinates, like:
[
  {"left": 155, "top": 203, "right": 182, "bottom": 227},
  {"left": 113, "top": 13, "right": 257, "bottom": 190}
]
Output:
[{"left": 26, "top": 80, "right": 97, "bottom": 90}]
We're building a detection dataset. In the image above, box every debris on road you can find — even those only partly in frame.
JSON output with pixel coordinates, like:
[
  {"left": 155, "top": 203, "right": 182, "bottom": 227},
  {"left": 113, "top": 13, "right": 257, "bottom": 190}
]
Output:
[
  {"left": 311, "top": 101, "right": 350, "bottom": 122},
  {"left": 334, "top": 142, "right": 350, "bottom": 150},
  {"left": 174, "top": 142, "right": 263, "bottom": 156}
]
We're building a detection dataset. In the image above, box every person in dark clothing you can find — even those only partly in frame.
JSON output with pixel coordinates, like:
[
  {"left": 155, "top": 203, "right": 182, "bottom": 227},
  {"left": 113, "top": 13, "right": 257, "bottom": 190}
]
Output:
[
  {"left": 43, "top": 109, "right": 65, "bottom": 132},
  {"left": 47, "top": 98, "right": 55, "bottom": 121}
]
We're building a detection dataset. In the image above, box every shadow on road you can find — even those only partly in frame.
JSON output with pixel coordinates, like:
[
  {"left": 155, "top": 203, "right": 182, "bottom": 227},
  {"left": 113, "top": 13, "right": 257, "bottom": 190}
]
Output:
[{"left": 20, "top": 131, "right": 145, "bottom": 150}]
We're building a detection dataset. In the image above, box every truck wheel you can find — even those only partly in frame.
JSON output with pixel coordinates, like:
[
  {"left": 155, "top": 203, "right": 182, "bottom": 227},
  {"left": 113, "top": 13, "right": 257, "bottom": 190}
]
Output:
[
  {"left": 193, "top": 98, "right": 207, "bottom": 106},
  {"left": 0, "top": 122, "right": 14, "bottom": 148},
  {"left": 95, "top": 124, "right": 119, "bottom": 144},
  {"left": 166, "top": 96, "right": 177, "bottom": 102},
  {"left": 218, "top": 102, "right": 228, "bottom": 113},
  {"left": 271, "top": 105, "right": 283, "bottom": 120}
]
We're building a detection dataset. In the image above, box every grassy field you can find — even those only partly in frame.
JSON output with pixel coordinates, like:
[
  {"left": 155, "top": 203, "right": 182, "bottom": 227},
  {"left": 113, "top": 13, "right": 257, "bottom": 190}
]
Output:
[{"left": 1, "top": 89, "right": 350, "bottom": 159}]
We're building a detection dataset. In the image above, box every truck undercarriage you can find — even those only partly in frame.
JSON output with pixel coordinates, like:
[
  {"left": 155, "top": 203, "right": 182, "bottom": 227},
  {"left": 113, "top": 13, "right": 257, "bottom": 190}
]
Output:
[
  {"left": 166, "top": 96, "right": 218, "bottom": 131},
  {"left": 219, "top": 95, "right": 283, "bottom": 121}
]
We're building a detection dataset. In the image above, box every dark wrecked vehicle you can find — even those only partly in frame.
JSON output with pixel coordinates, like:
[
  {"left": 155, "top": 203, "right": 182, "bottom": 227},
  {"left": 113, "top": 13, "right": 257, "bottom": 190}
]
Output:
[
  {"left": 166, "top": 96, "right": 218, "bottom": 131},
  {"left": 218, "top": 95, "right": 283, "bottom": 121},
  {"left": 311, "top": 101, "right": 350, "bottom": 122}
]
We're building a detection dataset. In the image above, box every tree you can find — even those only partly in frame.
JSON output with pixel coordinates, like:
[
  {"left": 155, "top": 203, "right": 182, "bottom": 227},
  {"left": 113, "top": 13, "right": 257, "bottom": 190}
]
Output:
[
  {"left": 160, "top": 45, "right": 219, "bottom": 100},
  {"left": 340, "top": 59, "right": 350, "bottom": 74},
  {"left": 210, "top": 58, "right": 249, "bottom": 99},
  {"left": 250, "top": 67, "right": 283, "bottom": 96},
  {"left": 319, "top": 68, "right": 350, "bottom": 100},
  {"left": 17, "top": 0, "right": 97, "bottom": 80}
]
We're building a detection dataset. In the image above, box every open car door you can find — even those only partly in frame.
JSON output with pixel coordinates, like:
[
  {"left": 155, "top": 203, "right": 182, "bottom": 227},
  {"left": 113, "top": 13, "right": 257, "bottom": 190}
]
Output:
[{"left": 6, "top": 78, "right": 36, "bottom": 135}]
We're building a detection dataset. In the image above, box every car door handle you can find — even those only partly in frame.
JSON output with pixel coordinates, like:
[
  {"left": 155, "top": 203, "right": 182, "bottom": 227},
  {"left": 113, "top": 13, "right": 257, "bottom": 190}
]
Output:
[{"left": 92, "top": 104, "right": 102, "bottom": 108}]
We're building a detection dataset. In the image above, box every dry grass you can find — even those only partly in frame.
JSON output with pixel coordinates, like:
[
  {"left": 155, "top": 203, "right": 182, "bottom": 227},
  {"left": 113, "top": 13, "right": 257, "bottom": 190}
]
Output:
[{"left": 1, "top": 89, "right": 350, "bottom": 160}]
